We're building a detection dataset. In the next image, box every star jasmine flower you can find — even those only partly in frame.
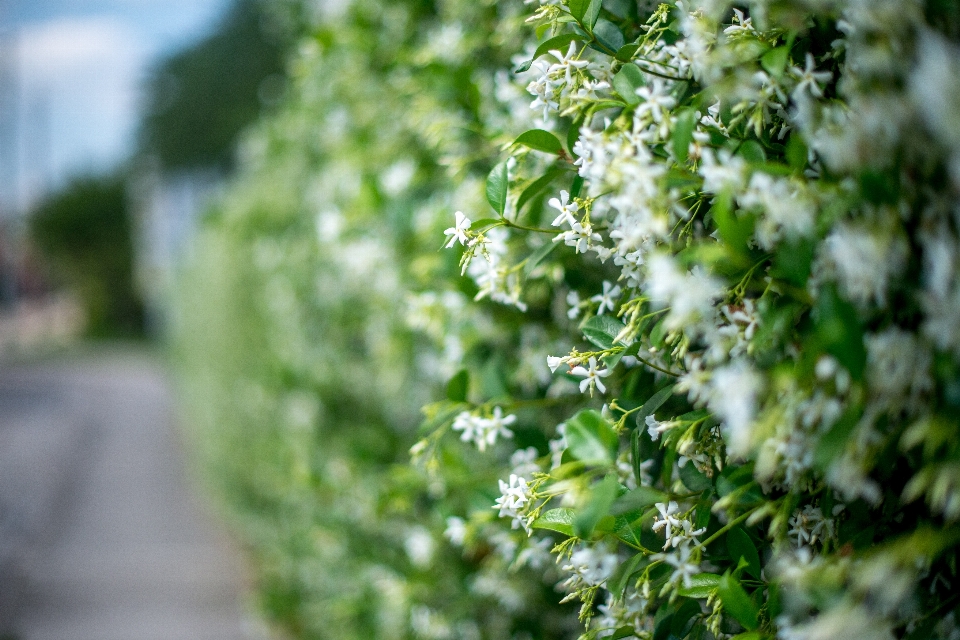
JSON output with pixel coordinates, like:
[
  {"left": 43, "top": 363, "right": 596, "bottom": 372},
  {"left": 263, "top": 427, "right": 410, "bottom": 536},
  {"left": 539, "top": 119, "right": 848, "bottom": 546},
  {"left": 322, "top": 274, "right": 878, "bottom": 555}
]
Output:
[
  {"left": 566, "top": 290, "right": 582, "bottom": 319},
  {"left": 652, "top": 501, "right": 683, "bottom": 546},
  {"left": 790, "top": 53, "right": 831, "bottom": 99},
  {"left": 554, "top": 220, "right": 602, "bottom": 254},
  {"left": 591, "top": 280, "right": 622, "bottom": 315},
  {"left": 547, "top": 355, "right": 570, "bottom": 373},
  {"left": 548, "top": 190, "right": 579, "bottom": 227},
  {"left": 654, "top": 544, "right": 700, "bottom": 588},
  {"left": 570, "top": 356, "right": 612, "bottom": 395},
  {"left": 444, "top": 211, "right": 472, "bottom": 247}
]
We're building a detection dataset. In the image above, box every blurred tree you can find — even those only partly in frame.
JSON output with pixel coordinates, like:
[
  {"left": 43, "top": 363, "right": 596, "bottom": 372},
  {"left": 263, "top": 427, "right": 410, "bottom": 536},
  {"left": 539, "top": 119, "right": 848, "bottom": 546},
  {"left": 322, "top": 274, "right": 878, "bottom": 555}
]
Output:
[
  {"left": 138, "top": 0, "right": 289, "bottom": 171},
  {"left": 29, "top": 174, "right": 143, "bottom": 338}
]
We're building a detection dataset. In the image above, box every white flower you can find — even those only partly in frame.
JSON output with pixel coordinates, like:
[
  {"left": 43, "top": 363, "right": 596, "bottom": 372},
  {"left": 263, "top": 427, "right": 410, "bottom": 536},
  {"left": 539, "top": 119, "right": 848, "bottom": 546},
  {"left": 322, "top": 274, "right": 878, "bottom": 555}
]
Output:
[
  {"left": 548, "top": 189, "right": 579, "bottom": 227},
  {"left": 590, "top": 280, "right": 622, "bottom": 315},
  {"left": 494, "top": 474, "right": 534, "bottom": 532},
  {"left": 510, "top": 446, "right": 541, "bottom": 477},
  {"left": 570, "top": 356, "right": 612, "bottom": 395},
  {"left": 547, "top": 355, "right": 570, "bottom": 373},
  {"left": 452, "top": 408, "right": 516, "bottom": 452},
  {"left": 444, "top": 516, "right": 467, "bottom": 546},
  {"left": 554, "top": 220, "right": 602, "bottom": 253},
  {"left": 566, "top": 290, "right": 582, "bottom": 319},
  {"left": 635, "top": 78, "right": 677, "bottom": 125},
  {"left": 790, "top": 53, "right": 832, "bottom": 99},
  {"left": 652, "top": 501, "right": 683, "bottom": 545},
  {"left": 645, "top": 414, "right": 675, "bottom": 441},
  {"left": 443, "top": 211, "right": 472, "bottom": 247},
  {"left": 653, "top": 544, "right": 701, "bottom": 588}
]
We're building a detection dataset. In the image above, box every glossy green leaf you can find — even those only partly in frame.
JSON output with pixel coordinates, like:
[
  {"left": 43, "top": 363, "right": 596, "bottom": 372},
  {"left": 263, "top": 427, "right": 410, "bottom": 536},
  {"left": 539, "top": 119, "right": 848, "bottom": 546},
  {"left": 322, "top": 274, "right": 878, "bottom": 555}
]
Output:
[
  {"left": 613, "top": 63, "right": 644, "bottom": 106},
  {"left": 574, "top": 474, "right": 620, "bottom": 537},
  {"left": 523, "top": 241, "right": 559, "bottom": 278},
  {"left": 531, "top": 508, "right": 575, "bottom": 536},
  {"left": 582, "top": 314, "right": 626, "bottom": 349},
  {"left": 737, "top": 140, "right": 767, "bottom": 164},
  {"left": 718, "top": 573, "right": 759, "bottom": 630},
  {"left": 610, "top": 627, "right": 637, "bottom": 640},
  {"left": 514, "top": 129, "right": 564, "bottom": 154},
  {"left": 634, "top": 384, "right": 676, "bottom": 428},
  {"left": 761, "top": 45, "right": 791, "bottom": 77},
  {"left": 727, "top": 527, "right": 761, "bottom": 579},
  {"left": 565, "top": 409, "right": 618, "bottom": 465},
  {"left": 672, "top": 108, "right": 697, "bottom": 161},
  {"left": 615, "top": 42, "right": 641, "bottom": 62},
  {"left": 515, "top": 34, "right": 583, "bottom": 73},
  {"left": 594, "top": 19, "right": 625, "bottom": 51},
  {"left": 485, "top": 161, "right": 509, "bottom": 216},
  {"left": 568, "top": 0, "right": 602, "bottom": 28},
  {"left": 517, "top": 167, "right": 567, "bottom": 213},
  {"left": 611, "top": 485, "right": 668, "bottom": 515},
  {"left": 677, "top": 572, "right": 722, "bottom": 599},
  {"left": 679, "top": 462, "right": 712, "bottom": 493}
]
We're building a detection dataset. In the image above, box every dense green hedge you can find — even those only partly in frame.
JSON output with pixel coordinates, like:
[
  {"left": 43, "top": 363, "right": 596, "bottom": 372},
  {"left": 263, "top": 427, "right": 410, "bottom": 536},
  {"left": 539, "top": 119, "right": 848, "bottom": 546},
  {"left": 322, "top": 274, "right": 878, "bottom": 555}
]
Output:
[{"left": 177, "top": 0, "right": 960, "bottom": 639}]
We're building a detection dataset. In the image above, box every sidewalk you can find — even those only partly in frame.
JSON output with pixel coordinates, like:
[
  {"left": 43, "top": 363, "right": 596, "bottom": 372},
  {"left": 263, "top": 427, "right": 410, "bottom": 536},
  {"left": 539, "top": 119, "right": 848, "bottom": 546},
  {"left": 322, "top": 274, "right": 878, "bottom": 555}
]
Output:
[{"left": 0, "top": 348, "right": 268, "bottom": 640}]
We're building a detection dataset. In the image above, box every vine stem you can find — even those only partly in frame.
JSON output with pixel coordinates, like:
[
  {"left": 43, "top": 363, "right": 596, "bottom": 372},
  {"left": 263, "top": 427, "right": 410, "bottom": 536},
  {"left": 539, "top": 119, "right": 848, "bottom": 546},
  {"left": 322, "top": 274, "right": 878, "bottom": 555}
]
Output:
[{"left": 699, "top": 505, "right": 765, "bottom": 549}]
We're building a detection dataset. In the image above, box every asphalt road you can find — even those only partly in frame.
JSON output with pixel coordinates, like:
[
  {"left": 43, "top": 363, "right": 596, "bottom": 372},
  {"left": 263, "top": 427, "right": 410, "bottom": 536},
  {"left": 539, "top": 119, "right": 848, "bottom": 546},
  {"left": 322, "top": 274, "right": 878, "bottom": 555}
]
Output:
[{"left": 0, "top": 348, "right": 268, "bottom": 640}]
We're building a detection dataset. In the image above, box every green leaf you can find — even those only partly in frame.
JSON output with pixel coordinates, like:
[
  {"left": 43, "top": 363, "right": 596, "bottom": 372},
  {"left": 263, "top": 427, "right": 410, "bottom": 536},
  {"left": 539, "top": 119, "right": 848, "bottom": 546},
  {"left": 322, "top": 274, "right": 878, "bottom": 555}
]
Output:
[
  {"left": 568, "top": 0, "right": 602, "bottom": 28},
  {"left": 710, "top": 191, "right": 754, "bottom": 256},
  {"left": 731, "top": 633, "right": 767, "bottom": 640},
  {"left": 523, "top": 241, "right": 559, "bottom": 278},
  {"left": 570, "top": 174, "right": 585, "bottom": 198},
  {"left": 677, "top": 572, "right": 722, "bottom": 599},
  {"left": 612, "top": 63, "right": 644, "bottom": 106},
  {"left": 815, "top": 284, "right": 866, "bottom": 380},
  {"left": 469, "top": 217, "right": 501, "bottom": 230},
  {"left": 679, "top": 462, "right": 712, "bottom": 493},
  {"left": 718, "top": 573, "right": 759, "bottom": 630},
  {"left": 593, "top": 19, "right": 625, "bottom": 51},
  {"left": 531, "top": 508, "right": 575, "bottom": 536},
  {"left": 814, "top": 404, "right": 861, "bottom": 468},
  {"left": 785, "top": 134, "right": 807, "bottom": 171},
  {"left": 727, "top": 527, "right": 761, "bottom": 579},
  {"left": 574, "top": 474, "right": 620, "bottom": 537},
  {"left": 737, "top": 140, "right": 767, "bottom": 164},
  {"left": 615, "top": 42, "right": 640, "bottom": 62},
  {"left": 515, "top": 34, "right": 583, "bottom": 73},
  {"left": 671, "top": 599, "right": 702, "bottom": 637},
  {"left": 582, "top": 315, "right": 626, "bottom": 349},
  {"left": 672, "top": 108, "right": 697, "bottom": 161},
  {"left": 634, "top": 384, "right": 676, "bottom": 428},
  {"left": 761, "top": 45, "right": 791, "bottom": 77},
  {"left": 517, "top": 166, "right": 567, "bottom": 213},
  {"left": 514, "top": 129, "right": 564, "bottom": 154},
  {"left": 485, "top": 162, "right": 509, "bottom": 216},
  {"left": 565, "top": 409, "right": 618, "bottom": 465},
  {"left": 445, "top": 369, "right": 469, "bottom": 402},
  {"left": 611, "top": 552, "right": 645, "bottom": 599},
  {"left": 611, "top": 485, "right": 668, "bottom": 515},
  {"left": 610, "top": 627, "right": 637, "bottom": 640}
]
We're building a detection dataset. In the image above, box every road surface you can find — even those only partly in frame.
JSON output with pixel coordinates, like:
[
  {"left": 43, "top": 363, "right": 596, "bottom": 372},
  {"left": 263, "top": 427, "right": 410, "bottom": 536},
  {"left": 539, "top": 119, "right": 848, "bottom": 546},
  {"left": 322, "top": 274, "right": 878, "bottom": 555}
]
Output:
[{"left": 0, "top": 347, "right": 268, "bottom": 640}]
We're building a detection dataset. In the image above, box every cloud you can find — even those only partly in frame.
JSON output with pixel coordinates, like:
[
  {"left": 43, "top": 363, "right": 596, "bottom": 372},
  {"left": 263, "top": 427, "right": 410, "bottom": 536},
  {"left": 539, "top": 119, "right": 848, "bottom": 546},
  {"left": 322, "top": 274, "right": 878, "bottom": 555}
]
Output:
[
  {"left": 9, "top": 17, "right": 148, "bottom": 206},
  {"left": 17, "top": 16, "right": 146, "bottom": 81}
]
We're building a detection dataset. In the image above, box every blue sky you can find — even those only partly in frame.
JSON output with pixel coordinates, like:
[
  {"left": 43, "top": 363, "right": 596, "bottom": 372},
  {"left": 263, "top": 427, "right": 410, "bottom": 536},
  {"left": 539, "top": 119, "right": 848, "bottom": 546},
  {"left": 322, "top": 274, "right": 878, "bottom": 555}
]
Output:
[{"left": 0, "top": 0, "right": 231, "bottom": 214}]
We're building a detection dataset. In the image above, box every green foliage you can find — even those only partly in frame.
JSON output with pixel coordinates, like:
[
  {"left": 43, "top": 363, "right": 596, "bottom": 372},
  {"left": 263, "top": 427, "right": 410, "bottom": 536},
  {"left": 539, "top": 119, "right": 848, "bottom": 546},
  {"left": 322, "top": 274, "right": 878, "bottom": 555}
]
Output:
[
  {"left": 29, "top": 174, "right": 143, "bottom": 337},
  {"left": 138, "top": 0, "right": 289, "bottom": 170}
]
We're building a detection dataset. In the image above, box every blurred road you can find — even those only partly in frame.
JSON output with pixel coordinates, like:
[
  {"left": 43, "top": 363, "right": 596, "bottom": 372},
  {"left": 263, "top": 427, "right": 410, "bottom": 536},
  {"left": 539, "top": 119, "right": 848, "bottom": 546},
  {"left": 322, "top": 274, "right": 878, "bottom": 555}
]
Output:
[{"left": 0, "top": 348, "right": 267, "bottom": 640}]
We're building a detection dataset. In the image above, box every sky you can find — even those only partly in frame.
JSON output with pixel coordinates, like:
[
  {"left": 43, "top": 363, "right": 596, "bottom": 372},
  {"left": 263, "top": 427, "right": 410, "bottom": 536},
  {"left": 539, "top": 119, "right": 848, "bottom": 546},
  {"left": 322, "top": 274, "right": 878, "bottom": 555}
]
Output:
[{"left": 0, "top": 0, "right": 232, "bottom": 216}]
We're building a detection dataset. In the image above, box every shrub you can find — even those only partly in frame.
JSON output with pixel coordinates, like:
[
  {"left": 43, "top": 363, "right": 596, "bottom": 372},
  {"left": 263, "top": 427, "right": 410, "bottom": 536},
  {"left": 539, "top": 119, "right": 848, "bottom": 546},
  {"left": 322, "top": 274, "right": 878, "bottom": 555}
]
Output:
[{"left": 178, "top": 0, "right": 960, "bottom": 638}]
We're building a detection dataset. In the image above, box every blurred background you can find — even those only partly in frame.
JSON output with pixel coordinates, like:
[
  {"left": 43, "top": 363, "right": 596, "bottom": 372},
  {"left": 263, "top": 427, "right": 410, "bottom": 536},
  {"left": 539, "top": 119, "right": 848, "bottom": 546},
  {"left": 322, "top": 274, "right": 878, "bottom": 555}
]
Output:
[{"left": 0, "top": 0, "right": 292, "bottom": 636}]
